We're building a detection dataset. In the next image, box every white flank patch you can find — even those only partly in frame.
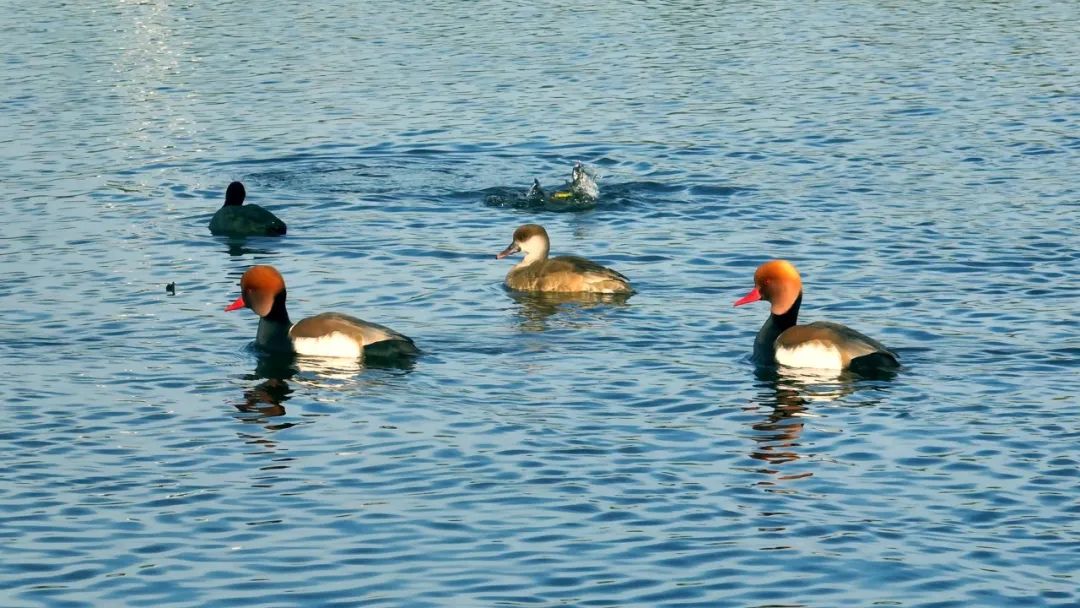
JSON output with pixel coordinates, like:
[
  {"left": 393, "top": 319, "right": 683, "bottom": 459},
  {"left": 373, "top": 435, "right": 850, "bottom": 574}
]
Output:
[
  {"left": 775, "top": 341, "right": 844, "bottom": 370},
  {"left": 292, "top": 332, "right": 362, "bottom": 359}
]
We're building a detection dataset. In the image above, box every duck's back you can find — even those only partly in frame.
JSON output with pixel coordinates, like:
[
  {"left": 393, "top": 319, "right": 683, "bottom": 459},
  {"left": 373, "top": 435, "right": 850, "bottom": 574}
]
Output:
[
  {"left": 506, "top": 256, "right": 632, "bottom": 294},
  {"left": 209, "top": 204, "right": 287, "bottom": 236},
  {"left": 290, "top": 312, "right": 417, "bottom": 359},
  {"left": 775, "top": 321, "right": 898, "bottom": 370}
]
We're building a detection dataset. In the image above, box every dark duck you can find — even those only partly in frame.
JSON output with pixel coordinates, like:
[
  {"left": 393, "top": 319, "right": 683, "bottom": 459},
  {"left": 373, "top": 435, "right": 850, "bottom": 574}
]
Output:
[{"left": 209, "top": 181, "right": 287, "bottom": 236}]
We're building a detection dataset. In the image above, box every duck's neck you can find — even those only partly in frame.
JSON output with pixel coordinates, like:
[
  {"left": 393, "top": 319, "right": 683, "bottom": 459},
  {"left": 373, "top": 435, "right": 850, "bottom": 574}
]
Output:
[
  {"left": 255, "top": 291, "right": 293, "bottom": 353},
  {"left": 224, "top": 190, "right": 245, "bottom": 206},
  {"left": 753, "top": 292, "right": 802, "bottom": 365}
]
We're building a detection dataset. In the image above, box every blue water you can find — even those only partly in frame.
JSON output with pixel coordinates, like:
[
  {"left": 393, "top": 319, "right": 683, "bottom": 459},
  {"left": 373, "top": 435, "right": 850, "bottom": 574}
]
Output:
[{"left": 2, "top": 1, "right": 1078, "bottom": 606}]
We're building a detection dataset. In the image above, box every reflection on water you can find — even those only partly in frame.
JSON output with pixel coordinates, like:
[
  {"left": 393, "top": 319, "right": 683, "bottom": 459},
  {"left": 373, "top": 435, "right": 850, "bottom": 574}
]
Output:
[
  {"left": 233, "top": 355, "right": 297, "bottom": 425},
  {"left": 507, "top": 289, "right": 633, "bottom": 332},
  {"left": 746, "top": 369, "right": 812, "bottom": 479},
  {"left": 218, "top": 235, "right": 280, "bottom": 257},
  {"left": 747, "top": 366, "right": 896, "bottom": 480},
  {"left": 237, "top": 377, "right": 291, "bottom": 419},
  {"left": 232, "top": 350, "right": 417, "bottom": 425}
]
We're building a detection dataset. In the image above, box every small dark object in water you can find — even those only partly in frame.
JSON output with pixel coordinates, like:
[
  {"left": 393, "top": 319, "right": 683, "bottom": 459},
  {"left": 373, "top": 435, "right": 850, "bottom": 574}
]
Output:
[{"left": 166, "top": 282, "right": 176, "bottom": 295}]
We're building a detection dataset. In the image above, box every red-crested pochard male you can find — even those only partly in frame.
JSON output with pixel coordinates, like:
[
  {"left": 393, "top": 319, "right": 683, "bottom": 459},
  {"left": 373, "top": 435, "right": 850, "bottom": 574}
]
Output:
[
  {"left": 495, "top": 224, "right": 633, "bottom": 294},
  {"left": 225, "top": 265, "right": 417, "bottom": 359},
  {"left": 734, "top": 260, "right": 898, "bottom": 371},
  {"left": 209, "top": 182, "right": 287, "bottom": 236}
]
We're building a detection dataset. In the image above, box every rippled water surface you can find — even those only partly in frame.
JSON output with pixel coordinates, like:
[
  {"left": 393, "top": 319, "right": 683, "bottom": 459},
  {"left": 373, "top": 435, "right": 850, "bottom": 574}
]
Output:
[{"left": 2, "top": 1, "right": 1078, "bottom": 606}]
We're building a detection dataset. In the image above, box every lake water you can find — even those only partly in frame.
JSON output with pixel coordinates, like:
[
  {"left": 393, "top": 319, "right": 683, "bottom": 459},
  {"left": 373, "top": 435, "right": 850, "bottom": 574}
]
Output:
[{"left": 1, "top": 1, "right": 1078, "bottom": 606}]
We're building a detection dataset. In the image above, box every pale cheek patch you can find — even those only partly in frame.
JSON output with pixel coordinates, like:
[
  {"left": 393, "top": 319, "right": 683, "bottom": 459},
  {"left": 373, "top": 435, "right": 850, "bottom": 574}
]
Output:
[
  {"left": 292, "top": 332, "right": 363, "bottom": 359},
  {"left": 775, "top": 341, "right": 844, "bottom": 370},
  {"left": 518, "top": 235, "right": 549, "bottom": 265}
]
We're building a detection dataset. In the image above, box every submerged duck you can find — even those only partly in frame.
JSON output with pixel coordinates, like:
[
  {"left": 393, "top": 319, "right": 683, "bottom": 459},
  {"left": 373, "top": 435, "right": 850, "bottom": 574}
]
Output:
[
  {"left": 209, "top": 182, "right": 287, "bottom": 236},
  {"left": 495, "top": 224, "right": 633, "bottom": 294},
  {"left": 225, "top": 265, "right": 417, "bottom": 359},
  {"left": 527, "top": 163, "right": 599, "bottom": 204},
  {"left": 734, "top": 260, "right": 899, "bottom": 372}
]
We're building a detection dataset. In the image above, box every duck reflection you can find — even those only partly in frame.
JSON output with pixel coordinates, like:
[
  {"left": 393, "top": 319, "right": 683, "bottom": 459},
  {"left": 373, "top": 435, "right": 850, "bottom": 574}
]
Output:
[
  {"left": 219, "top": 235, "right": 278, "bottom": 257},
  {"left": 295, "top": 352, "right": 416, "bottom": 380},
  {"left": 509, "top": 290, "right": 632, "bottom": 332},
  {"left": 747, "top": 366, "right": 896, "bottom": 479},
  {"left": 233, "top": 349, "right": 417, "bottom": 423},
  {"left": 233, "top": 354, "right": 297, "bottom": 425},
  {"left": 748, "top": 372, "right": 807, "bottom": 469}
]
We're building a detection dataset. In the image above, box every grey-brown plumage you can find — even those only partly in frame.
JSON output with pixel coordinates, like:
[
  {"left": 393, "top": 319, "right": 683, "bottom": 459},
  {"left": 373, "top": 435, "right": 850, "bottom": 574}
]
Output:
[
  {"left": 291, "top": 312, "right": 419, "bottom": 358},
  {"left": 776, "top": 321, "right": 898, "bottom": 368},
  {"left": 505, "top": 255, "right": 632, "bottom": 293},
  {"left": 209, "top": 182, "right": 287, "bottom": 236},
  {"left": 496, "top": 224, "right": 633, "bottom": 294}
]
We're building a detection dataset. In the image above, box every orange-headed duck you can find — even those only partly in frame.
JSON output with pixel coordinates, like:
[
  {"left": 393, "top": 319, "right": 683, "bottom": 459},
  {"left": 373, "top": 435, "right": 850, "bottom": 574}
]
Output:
[
  {"left": 225, "top": 265, "right": 417, "bottom": 359},
  {"left": 734, "top": 260, "right": 898, "bottom": 371},
  {"left": 209, "top": 182, "right": 287, "bottom": 236},
  {"left": 495, "top": 224, "right": 633, "bottom": 294}
]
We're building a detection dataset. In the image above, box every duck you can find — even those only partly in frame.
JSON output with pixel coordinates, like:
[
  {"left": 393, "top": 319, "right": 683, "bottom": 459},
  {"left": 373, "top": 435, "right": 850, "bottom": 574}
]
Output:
[
  {"left": 209, "top": 182, "right": 287, "bottom": 236},
  {"left": 495, "top": 224, "right": 633, "bottom": 294},
  {"left": 526, "top": 163, "right": 599, "bottom": 204},
  {"left": 734, "top": 260, "right": 898, "bottom": 371},
  {"left": 225, "top": 265, "right": 418, "bottom": 359}
]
